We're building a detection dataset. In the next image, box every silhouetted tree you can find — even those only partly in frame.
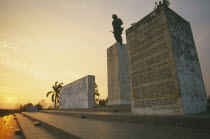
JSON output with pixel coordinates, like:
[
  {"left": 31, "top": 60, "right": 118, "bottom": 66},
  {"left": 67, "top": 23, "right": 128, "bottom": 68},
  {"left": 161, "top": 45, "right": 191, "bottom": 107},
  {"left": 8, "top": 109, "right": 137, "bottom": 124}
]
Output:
[
  {"left": 36, "top": 103, "right": 42, "bottom": 110},
  {"left": 207, "top": 96, "right": 210, "bottom": 104},
  {"left": 18, "top": 103, "right": 33, "bottom": 112},
  {"left": 46, "top": 81, "right": 63, "bottom": 110},
  {"left": 99, "top": 99, "right": 107, "bottom": 106},
  {"left": 106, "top": 98, "right": 108, "bottom": 104},
  {"left": 36, "top": 99, "right": 48, "bottom": 110},
  {"left": 95, "top": 83, "right": 100, "bottom": 105},
  {"left": 14, "top": 103, "right": 21, "bottom": 111},
  {"left": 19, "top": 104, "right": 23, "bottom": 112},
  {"left": 47, "top": 103, "right": 59, "bottom": 110}
]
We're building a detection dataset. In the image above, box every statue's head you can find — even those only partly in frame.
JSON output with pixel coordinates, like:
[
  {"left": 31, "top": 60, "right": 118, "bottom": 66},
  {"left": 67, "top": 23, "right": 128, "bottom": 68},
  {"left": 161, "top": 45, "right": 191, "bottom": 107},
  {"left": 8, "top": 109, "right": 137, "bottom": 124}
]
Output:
[{"left": 112, "top": 14, "right": 118, "bottom": 20}]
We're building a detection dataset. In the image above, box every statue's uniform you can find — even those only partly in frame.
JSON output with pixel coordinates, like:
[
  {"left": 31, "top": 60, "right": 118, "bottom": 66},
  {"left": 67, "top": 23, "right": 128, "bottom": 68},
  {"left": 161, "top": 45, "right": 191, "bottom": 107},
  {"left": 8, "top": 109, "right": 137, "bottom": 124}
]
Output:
[{"left": 112, "top": 18, "right": 123, "bottom": 44}]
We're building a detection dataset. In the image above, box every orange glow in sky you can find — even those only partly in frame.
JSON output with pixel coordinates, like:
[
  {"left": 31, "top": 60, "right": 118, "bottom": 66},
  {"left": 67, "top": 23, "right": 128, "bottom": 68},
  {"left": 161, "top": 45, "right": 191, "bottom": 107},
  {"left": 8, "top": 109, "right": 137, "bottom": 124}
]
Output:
[{"left": 8, "top": 98, "right": 12, "bottom": 102}]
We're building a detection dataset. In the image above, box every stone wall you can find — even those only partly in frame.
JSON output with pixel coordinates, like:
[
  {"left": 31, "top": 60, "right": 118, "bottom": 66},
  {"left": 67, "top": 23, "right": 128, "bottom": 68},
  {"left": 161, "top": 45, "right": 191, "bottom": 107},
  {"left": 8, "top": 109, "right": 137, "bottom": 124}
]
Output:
[
  {"left": 126, "top": 5, "right": 207, "bottom": 115},
  {"left": 107, "top": 43, "right": 131, "bottom": 105},
  {"left": 59, "top": 75, "right": 95, "bottom": 109},
  {"left": 167, "top": 8, "right": 207, "bottom": 114}
]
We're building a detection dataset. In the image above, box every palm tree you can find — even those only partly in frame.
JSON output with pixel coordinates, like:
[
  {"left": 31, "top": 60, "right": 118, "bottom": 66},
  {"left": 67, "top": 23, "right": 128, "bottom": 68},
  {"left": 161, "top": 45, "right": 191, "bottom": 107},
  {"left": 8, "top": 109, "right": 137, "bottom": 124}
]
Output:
[{"left": 46, "top": 81, "right": 63, "bottom": 110}]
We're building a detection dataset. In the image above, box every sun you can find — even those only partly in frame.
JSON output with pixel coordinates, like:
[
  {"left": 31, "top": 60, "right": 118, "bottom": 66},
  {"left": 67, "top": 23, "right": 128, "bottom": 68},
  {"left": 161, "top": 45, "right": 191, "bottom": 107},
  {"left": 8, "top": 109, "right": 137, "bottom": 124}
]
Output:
[{"left": 8, "top": 98, "right": 12, "bottom": 102}]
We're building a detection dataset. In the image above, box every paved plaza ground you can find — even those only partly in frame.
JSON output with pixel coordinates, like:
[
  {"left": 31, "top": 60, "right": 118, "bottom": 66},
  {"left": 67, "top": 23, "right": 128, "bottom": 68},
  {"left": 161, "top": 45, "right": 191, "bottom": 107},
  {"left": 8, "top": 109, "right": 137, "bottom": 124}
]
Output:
[
  {"left": 21, "top": 112, "right": 210, "bottom": 139},
  {"left": 1, "top": 112, "right": 210, "bottom": 139}
]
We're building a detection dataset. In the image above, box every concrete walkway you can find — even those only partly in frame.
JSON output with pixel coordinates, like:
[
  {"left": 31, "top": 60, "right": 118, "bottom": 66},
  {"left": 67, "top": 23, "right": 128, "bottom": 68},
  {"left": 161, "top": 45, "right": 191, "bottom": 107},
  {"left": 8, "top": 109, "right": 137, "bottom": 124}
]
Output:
[
  {"left": 16, "top": 113, "right": 58, "bottom": 139},
  {"left": 22, "top": 112, "right": 210, "bottom": 139}
]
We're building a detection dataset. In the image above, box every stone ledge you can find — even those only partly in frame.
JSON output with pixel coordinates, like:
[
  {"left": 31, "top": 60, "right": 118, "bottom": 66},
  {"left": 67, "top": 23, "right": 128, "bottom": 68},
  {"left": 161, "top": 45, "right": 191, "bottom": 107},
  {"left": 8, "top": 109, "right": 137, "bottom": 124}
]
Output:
[
  {"left": 58, "top": 105, "right": 131, "bottom": 112},
  {"left": 16, "top": 113, "right": 79, "bottom": 139},
  {"left": 39, "top": 110, "right": 210, "bottom": 129}
]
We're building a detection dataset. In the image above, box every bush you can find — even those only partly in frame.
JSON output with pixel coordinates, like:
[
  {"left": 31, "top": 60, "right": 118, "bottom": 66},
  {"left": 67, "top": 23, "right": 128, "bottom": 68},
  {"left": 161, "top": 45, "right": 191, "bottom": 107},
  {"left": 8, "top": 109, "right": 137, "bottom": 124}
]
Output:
[
  {"left": 99, "top": 99, "right": 107, "bottom": 106},
  {"left": 208, "top": 96, "right": 210, "bottom": 104}
]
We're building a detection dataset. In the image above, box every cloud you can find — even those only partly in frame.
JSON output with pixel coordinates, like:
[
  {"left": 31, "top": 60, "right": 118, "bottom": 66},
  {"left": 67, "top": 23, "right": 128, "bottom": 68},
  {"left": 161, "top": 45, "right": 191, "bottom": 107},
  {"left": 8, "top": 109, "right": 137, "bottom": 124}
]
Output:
[{"left": 0, "top": 86, "right": 17, "bottom": 94}]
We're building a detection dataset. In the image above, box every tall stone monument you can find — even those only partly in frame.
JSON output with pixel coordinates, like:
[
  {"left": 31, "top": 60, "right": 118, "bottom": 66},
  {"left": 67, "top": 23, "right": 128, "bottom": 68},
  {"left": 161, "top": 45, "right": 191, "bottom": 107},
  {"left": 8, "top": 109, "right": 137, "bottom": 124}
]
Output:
[
  {"left": 107, "top": 43, "right": 131, "bottom": 105},
  {"left": 59, "top": 75, "right": 95, "bottom": 109},
  {"left": 126, "top": 4, "right": 207, "bottom": 115}
]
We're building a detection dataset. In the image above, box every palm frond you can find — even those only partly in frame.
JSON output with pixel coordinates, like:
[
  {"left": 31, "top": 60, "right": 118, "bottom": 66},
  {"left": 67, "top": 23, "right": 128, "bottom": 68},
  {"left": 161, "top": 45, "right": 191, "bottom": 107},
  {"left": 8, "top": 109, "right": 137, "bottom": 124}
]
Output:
[
  {"left": 95, "top": 98, "right": 99, "bottom": 101},
  {"left": 56, "top": 97, "right": 59, "bottom": 103},
  {"left": 52, "top": 85, "right": 56, "bottom": 91},
  {"left": 95, "top": 83, "right": 98, "bottom": 88},
  {"left": 55, "top": 93, "right": 58, "bottom": 98},
  {"left": 46, "top": 91, "right": 54, "bottom": 97},
  {"left": 95, "top": 92, "right": 100, "bottom": 97},
  {"left": 58, "top": 83, "right": 63, "bottom": 88},
  {"left": 55, "top": 81, "right": 58, "bottom": 88},
  {"left": 54, "top": 82, "right": 63, "bottom": 93},
  {"left": 48, "top": 81, "right": 63, "bottom": 104},
  {"left": 51, "top": 94, "right": 55, "bottom": 102}
]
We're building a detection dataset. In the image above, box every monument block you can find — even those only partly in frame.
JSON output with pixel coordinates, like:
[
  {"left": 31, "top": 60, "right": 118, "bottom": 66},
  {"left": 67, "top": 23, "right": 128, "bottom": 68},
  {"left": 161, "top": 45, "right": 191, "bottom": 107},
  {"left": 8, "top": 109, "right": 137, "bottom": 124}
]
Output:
[
  {"left": 59, "top": 75, "right": 95, "bottom": 109},
  {"left": 27, "top": 105, "right": 38, "bottom": 112},
  {"left": 107, "top": 43, "right": 131, "bottom": 105},
  {"left": 126, "top": 5, "right": 207, "bottom": 115}
]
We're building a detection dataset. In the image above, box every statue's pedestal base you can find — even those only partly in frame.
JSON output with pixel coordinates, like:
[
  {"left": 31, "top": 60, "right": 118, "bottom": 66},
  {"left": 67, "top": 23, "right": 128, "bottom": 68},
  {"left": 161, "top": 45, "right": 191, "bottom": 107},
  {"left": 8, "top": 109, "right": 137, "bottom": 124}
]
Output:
[{"left": 107, "top": 42, "right": 131, "bottom": 105}]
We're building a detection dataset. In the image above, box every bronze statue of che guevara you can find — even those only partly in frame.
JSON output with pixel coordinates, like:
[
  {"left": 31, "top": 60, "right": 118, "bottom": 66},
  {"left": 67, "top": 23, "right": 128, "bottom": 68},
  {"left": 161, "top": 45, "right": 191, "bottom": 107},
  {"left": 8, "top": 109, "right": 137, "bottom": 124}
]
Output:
[{"left": 112, "top": 14, "right": 124, "bottom": 44}]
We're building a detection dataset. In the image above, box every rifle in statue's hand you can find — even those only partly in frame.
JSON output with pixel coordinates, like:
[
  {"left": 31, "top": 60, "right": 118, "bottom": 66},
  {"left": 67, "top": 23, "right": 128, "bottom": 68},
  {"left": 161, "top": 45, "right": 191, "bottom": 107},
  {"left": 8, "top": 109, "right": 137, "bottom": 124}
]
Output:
[{"left": 109, "top": 30, "right": 114, "bottom": 34}]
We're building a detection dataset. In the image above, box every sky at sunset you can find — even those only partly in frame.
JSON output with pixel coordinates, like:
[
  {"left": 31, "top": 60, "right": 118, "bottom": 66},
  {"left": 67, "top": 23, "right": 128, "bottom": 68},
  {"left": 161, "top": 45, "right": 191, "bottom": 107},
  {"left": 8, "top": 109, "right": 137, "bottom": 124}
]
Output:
[{"left": 0, "top": 0, "right": 210, "bottom": 109}]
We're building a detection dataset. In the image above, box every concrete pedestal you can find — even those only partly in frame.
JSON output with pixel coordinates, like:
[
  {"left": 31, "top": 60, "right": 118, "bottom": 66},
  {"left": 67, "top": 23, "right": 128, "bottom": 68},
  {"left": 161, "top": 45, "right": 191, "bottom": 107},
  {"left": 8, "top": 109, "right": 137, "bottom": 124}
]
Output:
[{"left": 107, "top": 43, "right": 131, "bottom": 105}]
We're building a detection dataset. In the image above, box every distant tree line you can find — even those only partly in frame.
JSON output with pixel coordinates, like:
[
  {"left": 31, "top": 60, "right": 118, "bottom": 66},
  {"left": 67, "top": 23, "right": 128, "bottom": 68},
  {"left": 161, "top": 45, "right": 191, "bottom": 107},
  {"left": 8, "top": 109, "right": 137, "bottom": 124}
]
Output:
[
  {"left": 12, "top": 81, "right": 109, "bottom": 113},
  {"left": 0, "top": 109, "right": 18, "bottom": 117},
  {"left": 14, "top": 99, "right": 53, "bottom": 112}
]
